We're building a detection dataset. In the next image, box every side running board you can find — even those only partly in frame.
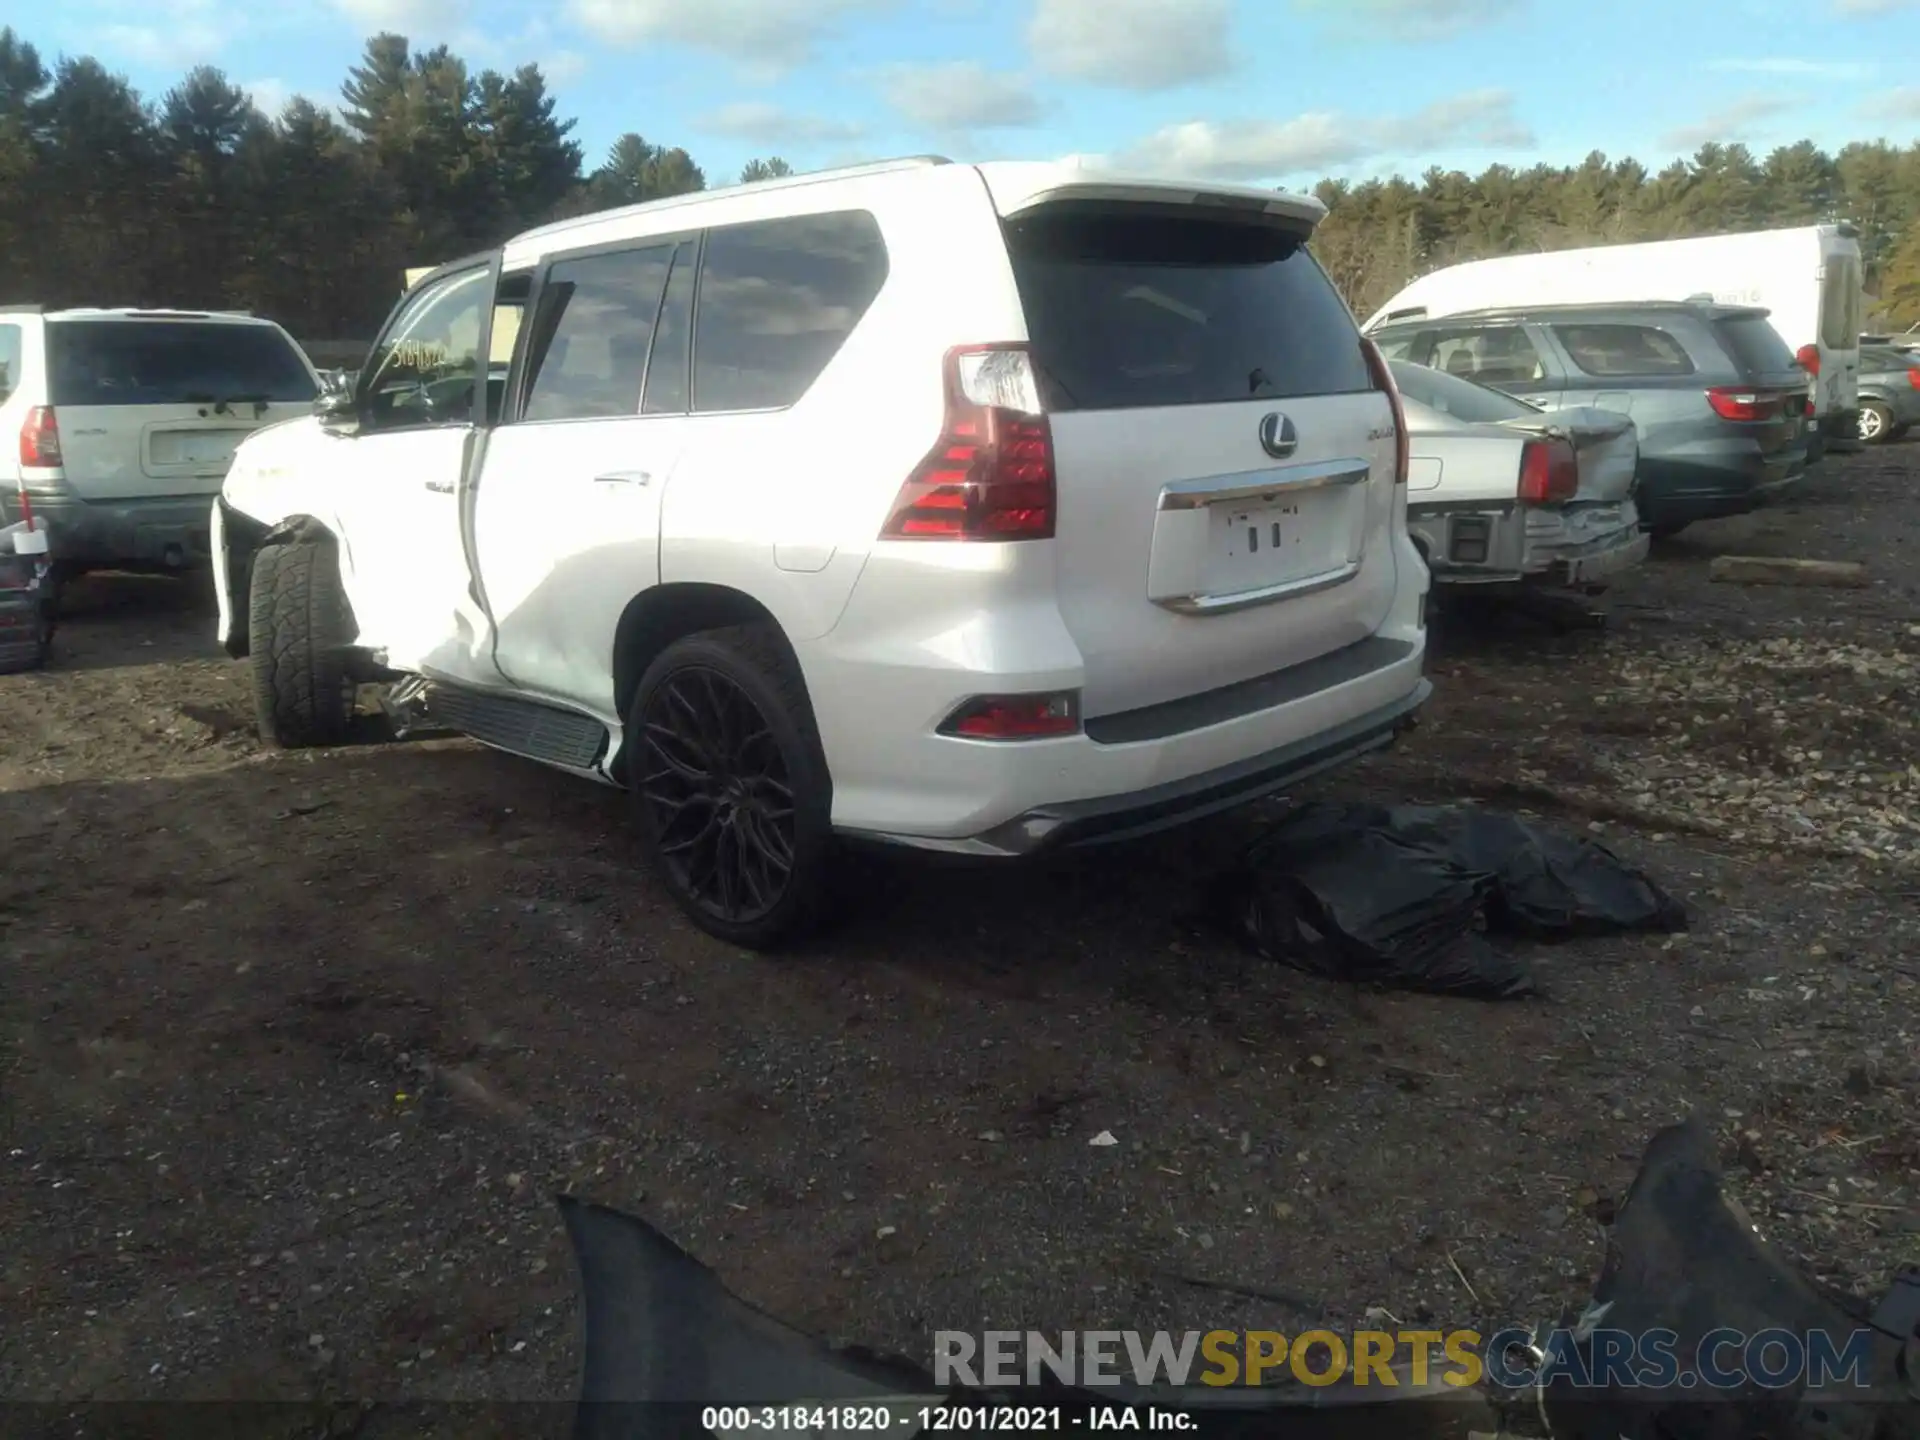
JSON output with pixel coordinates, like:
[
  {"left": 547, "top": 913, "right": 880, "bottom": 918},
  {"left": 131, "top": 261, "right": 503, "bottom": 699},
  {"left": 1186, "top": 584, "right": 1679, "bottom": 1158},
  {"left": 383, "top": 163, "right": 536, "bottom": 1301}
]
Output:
[{"left": 413, "top": 681, "right": 609, "bottom": 771}]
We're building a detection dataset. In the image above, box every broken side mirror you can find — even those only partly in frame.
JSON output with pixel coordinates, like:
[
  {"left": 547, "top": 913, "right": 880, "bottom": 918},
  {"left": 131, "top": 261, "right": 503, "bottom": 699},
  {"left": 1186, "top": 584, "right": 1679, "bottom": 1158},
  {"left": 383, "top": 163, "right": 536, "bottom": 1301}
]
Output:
[{"left": 314, "top": 369, "right": 360, "bottom": 433}]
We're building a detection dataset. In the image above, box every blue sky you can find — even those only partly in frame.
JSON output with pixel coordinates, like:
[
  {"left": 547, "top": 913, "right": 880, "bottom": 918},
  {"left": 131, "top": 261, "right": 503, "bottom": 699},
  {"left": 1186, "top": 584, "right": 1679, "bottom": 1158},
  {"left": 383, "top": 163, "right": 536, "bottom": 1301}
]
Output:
[{"left": 29, "top": 0, "right": 1920, "bottom": 188}]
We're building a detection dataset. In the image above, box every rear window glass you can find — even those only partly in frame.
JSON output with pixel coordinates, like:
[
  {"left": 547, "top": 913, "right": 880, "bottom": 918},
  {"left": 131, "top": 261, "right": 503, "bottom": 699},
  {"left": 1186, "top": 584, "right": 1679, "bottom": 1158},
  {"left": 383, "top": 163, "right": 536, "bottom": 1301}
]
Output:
[
  {"left": 1553, "top": 324, "right": 1695, "bottom": 378},
  {"left": 48, "top": 320, "right": 316, "bottom": 407},
  {"left": 1714, "top": 314, "right": 1798, "bottom": 376},
  {"left": 1820, "top": 253, "right": 1863, "bottom": 350},
  {"left": 1388, "top": 360, "right": 1537, "bottom": 424},
  {"left": 1002, "top": 209, "right": 1369, "bottom": 411}
]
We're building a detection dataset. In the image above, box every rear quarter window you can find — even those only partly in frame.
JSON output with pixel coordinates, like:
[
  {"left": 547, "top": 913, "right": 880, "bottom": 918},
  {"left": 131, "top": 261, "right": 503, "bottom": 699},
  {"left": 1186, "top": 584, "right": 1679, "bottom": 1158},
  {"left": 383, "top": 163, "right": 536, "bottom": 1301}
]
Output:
[
  {"left": 1002, "top": 208, "right": 1369, "bottom": 411},
  {"left": 1713, "top": 314, "right": 1799, "bottom": 377},
  {"left": 1552, "top": 323, "right": 1695, "bottom": 378},
  {"left": 0, "top": 323, "right": 21, "bottom": 403},
  {"left": 48, "top": 321, "right": 316, "bottom": 407},
  {"left": 691, "top": 210, "right": 889, "bottom": 413}
]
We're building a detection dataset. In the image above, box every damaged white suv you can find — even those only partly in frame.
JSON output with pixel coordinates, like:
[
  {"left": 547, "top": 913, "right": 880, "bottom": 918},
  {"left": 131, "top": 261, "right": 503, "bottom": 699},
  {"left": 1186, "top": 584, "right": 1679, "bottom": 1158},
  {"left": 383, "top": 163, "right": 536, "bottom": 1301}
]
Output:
[{"left": 213, "top": 157, "right": 1432, "bottom": 947}]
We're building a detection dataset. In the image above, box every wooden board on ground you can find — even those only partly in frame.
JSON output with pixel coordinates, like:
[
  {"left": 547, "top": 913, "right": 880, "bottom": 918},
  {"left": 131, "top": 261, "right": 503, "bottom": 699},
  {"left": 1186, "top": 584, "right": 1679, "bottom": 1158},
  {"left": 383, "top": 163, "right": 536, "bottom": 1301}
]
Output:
[{"left": 1708, "top": 555, "right": 1869, "bottom": 588}]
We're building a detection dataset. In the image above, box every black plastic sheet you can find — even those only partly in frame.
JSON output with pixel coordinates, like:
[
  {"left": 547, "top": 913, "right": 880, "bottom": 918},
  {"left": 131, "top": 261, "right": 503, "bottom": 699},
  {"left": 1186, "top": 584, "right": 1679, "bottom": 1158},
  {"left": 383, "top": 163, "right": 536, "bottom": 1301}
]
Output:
[
  {"left": 1540, "top": 1118, "right": 1919, "bottom": 1438},
  {"left": 1213, "top": 802, "right": 1688, "bottom": 999}
]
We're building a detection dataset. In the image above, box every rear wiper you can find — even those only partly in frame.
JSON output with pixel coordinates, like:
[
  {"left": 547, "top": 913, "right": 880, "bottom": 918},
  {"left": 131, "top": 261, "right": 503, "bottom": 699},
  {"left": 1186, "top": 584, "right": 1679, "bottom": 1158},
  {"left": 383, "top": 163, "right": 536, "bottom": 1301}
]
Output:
[{"left": 1248, "top": 366, "right": 1278, "bottom": 396}]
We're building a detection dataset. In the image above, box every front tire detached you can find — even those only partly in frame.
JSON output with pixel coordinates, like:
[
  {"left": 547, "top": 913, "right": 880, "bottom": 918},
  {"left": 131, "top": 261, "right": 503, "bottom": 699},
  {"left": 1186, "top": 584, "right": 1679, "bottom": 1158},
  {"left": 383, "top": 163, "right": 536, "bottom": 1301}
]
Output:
[
  {"left": 628, "top": 623, "right": 837, "bottom": 950},
  {"left": 248, "top": 537, "right": 357, "bottom": 748}
]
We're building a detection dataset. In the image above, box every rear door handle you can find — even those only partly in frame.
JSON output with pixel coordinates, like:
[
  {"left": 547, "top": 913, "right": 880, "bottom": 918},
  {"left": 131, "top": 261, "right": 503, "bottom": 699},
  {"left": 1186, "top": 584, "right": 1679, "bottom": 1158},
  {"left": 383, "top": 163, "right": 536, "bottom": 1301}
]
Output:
[
  {"left": 423, "top": 479, "right": 454, "bottom": 494},
  {"left": 594, "top": 470, "right": 652, "bottom": 487}
]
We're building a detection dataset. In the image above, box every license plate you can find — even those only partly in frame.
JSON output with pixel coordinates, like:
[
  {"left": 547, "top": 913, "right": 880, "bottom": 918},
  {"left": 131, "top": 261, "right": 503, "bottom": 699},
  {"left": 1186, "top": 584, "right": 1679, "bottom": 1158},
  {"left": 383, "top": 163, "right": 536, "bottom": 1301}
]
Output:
[
  {"left": 1202, "top": 491, "right": 1344, "bottom": 596},
  {"left": 150, "top": 431, "right": 243, "bottom": 469}
]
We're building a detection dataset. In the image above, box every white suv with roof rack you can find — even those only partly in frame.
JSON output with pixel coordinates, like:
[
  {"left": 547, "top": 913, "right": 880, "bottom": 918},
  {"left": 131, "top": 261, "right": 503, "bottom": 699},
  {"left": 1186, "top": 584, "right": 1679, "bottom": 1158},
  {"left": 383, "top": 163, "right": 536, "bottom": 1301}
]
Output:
[
  {"left": 211, "top": 155, "right": 1433, "bottom": 947},
  {"left": 0, "top": 306, "right": 320, "bottom": 581}
]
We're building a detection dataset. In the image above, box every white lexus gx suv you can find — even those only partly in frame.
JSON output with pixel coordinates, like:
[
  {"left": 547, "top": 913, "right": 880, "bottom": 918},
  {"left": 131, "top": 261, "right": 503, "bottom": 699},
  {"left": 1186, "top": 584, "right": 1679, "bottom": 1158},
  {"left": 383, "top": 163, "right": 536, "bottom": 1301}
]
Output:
[{"left": 213, "top": 156, "right": 1432, "bottom": 947}]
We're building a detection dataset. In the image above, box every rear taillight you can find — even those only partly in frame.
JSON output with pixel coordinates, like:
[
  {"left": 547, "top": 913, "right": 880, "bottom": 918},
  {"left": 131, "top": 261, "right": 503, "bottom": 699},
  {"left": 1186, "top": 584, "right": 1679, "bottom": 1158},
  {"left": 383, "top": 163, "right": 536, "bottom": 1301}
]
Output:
[
  {"left": 1359, "top": 337, "right": 1409, "bottom": 484},
  {"left": 1908, "top": 369, "right": 1920, "bottom": 390},
  {"left": 1796, "top": 344, "right": 1821, "bottom": 376},
  {"left": 882, "top": 346, "right": 1055, "bottom": 541},
  {"left": 1706, "top": 387, "right": 1785, "bottom": 423},
  {"left": 19, "top": 406, "right": 60, "bottom": 467},
  {"left": 939, "top": 691, "right": 1079, "bottom": 741},
  {"left": 1518, "top": 438, "right": 1578, "bottom": 505}
]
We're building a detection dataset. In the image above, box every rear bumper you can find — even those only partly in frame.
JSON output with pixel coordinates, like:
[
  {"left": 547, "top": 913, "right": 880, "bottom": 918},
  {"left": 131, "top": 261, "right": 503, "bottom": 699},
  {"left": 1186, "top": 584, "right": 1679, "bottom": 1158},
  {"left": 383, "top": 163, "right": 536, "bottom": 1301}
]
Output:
[
  {"left": 0, "top": 491, "right": 216, "bottom": 569},
  {"left": 855, "top": 680, "right": 1432, "bottom": 858},
  {"left": 1636, "top": 443, "right": 1807, "bottom": 528},
  {"left": 1410, "top": 500, "right": 1648, "bottom": 589}
]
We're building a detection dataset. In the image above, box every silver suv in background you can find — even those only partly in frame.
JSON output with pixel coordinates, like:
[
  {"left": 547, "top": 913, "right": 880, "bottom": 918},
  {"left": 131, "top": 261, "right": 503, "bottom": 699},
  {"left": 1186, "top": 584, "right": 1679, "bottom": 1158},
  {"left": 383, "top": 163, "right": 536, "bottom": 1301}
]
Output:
[{"left": 0, "top": 307, "right": 319, "bottom": 580}]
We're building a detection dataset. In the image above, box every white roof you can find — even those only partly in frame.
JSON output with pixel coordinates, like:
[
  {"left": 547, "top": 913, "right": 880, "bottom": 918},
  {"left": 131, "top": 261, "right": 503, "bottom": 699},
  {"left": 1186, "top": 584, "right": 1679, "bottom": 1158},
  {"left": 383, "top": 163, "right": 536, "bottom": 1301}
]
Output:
[{"left": 500, "top": 156, "right": 1326, "bottom": 268}]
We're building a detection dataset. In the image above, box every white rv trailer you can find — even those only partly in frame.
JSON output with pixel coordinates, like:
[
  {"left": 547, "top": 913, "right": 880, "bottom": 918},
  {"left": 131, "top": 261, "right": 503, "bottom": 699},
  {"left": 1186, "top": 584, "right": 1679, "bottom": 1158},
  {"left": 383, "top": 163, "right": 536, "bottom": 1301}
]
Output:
[{"left": 1363, "top": 225, "right": 1864, "bottom": 441}]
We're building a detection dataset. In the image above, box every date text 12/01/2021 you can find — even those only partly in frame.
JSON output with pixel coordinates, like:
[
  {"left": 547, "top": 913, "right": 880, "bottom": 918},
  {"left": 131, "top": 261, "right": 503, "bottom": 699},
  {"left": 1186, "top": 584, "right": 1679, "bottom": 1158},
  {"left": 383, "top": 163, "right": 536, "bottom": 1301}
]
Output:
[{"left": 701, "top": 1406, "right": 1195, "bottom": 1432}]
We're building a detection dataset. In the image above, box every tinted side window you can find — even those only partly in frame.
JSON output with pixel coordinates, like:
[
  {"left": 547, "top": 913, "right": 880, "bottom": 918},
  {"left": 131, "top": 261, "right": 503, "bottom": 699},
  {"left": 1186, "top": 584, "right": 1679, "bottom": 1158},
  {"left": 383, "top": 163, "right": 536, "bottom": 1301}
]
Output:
[
  {"left": 1423, "top": 325, "right": 1547, "bottom": 386},
  {"left": 1004, "top": 209, "right": 1369, "bottom": 410},
  {"left": 361, "top": 266, "right": 492, "bottom": 431},
  {"left": 1553, "top": 323, "right": 1696, "bottom": 378},
  {"left": 47, "top": 321, "right": 317, "bottom": 406},
  {"left": 692, "top": 211, "right": 889, "bottom": 413},
  {"left": 0, "top": 324, "right": 20, "bottom": 403},
  {"left": 521, "top": 246, "right": 673, "bottom": 423},
  {"left": 1371, "top": 330, "right": 1423, "bottom": 363},
  {"left": 643, "top": 241, "right": 696, "bottom": 415}
]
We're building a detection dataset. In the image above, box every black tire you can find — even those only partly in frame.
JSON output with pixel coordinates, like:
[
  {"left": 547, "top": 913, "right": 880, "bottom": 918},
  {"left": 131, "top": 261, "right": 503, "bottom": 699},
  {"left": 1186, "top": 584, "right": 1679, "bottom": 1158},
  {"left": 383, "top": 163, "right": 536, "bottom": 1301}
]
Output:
[
  {"left": 1647, "top": 522, "right": 1689, "bottom": 540},
  {"left": 247, "top": 537, "right": 356, "bottom": 748},
  {"left": 627, "top": 623, "right": 837, "bottom": 950},
  {"left": 1858, "top": 400, "right": 1895, "bottom": 445}
]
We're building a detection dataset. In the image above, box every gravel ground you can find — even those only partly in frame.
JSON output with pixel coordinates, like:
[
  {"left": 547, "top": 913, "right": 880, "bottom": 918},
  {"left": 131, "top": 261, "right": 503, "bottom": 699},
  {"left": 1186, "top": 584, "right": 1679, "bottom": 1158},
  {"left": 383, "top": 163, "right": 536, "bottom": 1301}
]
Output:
[{"left": 1, "top": 446, "right": 1915, "bottom": 1435}]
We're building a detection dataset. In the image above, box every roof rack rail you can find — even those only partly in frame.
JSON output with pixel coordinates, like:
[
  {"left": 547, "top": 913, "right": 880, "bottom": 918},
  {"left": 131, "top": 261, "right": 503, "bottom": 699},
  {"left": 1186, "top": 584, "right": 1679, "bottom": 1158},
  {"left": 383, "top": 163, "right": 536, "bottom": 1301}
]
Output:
[
  {"left": 0, "top": 303, "right": 46, "bottom": 315},
  {"left": 515, "top": 155, "right": 958, "bottom": 248}
]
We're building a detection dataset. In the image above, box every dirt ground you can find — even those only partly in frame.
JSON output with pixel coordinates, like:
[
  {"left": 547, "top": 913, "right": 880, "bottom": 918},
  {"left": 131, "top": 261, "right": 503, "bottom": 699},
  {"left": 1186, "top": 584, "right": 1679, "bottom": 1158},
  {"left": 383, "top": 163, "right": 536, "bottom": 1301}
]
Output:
[{"left": 2, "top": 448, "right": 1916, "bottom": 1435}]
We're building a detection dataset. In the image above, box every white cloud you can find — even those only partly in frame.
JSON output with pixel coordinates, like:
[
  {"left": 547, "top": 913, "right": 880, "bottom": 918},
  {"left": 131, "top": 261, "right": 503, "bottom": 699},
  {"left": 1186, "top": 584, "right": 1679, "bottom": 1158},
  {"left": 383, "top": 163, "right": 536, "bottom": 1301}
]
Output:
[
  {"left": 1834, "top": 0, "right": 1915, "bottom": 13},
  {"left": 1708, "top": 56, "right": 1875, "bottom": 79},
  {"left": 1862, "top": 86, "right": 1920, "bottom": 119},
  {"left": 541, "top": 50, "right": 590, "bottom": 83},
  {"left": 244, "top": 78, "right": 293, "bottom": 116},
  {"left": 697, "top": 101, "right": 866, "bottom": 144},
  {"left": 1028, "top": 0, "right": 1231, "bottom": 91},
  {"left": 1291, "top": 0, "right": 1525, "bottom": 41},
  {"left": 1120, "top": 89, "right": 1534, "bottom": 182},
  {"left": 99, "top": 20, "right": 227, "bottom": 67},
  {"left": 329, "top": 0, "right": 466, "bottom": 32},
  {"left": 1659, "top": 95, "right": 1794, "bottom": 151},
  {"left": 564, "top": 0, "right": 889, "bottom": 66},
  {"left": 879, "top": 62, "right": 1041, "bottom": 132}
]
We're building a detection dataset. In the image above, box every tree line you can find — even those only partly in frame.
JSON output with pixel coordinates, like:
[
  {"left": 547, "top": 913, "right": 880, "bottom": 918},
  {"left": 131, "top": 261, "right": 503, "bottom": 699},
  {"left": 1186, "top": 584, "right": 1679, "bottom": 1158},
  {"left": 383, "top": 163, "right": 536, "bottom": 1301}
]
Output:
[{"left": 1, "top": 24, "right": 1917, "bottom": 344}]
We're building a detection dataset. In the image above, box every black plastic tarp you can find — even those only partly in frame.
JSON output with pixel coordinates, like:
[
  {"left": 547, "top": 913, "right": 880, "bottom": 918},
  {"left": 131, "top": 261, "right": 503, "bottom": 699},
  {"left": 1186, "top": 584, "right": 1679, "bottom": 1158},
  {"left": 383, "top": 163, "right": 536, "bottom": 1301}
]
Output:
[{"left": 1212, "top": 803, "right": 1688, "bottom": 999}]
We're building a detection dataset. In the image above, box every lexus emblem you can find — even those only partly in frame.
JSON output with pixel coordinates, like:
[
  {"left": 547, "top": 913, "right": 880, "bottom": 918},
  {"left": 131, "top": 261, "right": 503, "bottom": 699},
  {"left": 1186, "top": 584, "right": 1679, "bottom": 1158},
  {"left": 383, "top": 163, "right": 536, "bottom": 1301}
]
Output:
[{"left": 1259, "top": 411, "right": 1297, "bottom": 459}]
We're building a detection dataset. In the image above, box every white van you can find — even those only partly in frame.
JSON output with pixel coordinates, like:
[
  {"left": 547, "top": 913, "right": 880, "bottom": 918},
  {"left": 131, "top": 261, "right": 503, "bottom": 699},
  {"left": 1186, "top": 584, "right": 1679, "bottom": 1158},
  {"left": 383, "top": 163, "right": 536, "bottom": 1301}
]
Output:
[{"left": 1364, "top": 225, "right": 1865, "bottom": 455}]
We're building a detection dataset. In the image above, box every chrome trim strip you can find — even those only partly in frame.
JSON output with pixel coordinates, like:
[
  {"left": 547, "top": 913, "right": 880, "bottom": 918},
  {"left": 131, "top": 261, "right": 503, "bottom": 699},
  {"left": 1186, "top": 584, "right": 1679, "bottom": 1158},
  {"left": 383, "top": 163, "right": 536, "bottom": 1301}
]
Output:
[
  {"left": 1157, "top": 457, "right": 1372, "bottom": 511},
  {"left": 1155, "top": 560, "right": 1362, "bottom": 615}
]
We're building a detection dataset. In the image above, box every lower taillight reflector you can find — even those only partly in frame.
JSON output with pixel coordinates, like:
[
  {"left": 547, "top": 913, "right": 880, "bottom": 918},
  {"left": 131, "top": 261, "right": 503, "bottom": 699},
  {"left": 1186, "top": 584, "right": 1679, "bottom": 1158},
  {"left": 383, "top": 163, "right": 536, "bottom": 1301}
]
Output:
[{"left": 940, "top": 691, "right": 1080, "bottom": 741}]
